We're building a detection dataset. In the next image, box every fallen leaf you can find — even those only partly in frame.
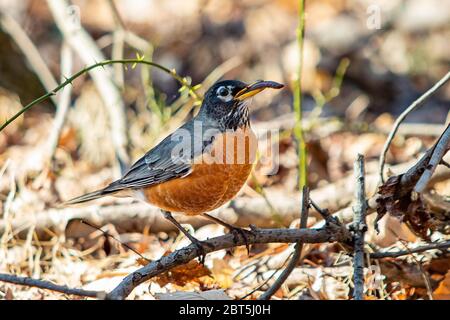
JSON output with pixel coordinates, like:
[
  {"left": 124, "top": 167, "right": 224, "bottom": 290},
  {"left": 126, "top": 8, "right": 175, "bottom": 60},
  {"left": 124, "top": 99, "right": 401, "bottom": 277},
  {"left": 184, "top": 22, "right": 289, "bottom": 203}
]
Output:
[
  {"left": 433, "top": 270, "right": 450, "bottom": 300},
  {"left": 154, "top": 260, "right": 211, "bottom": 287},
  {"left": 376, "top": 174, "right": 433, "bottom": 239}
]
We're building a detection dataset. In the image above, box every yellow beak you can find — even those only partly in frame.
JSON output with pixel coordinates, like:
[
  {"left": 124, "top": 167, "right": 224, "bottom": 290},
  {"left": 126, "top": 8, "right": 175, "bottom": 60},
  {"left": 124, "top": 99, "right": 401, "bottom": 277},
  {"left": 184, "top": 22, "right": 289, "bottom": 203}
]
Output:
[{"left": 235, "top": 80, "right": 284, "bottom": 101}]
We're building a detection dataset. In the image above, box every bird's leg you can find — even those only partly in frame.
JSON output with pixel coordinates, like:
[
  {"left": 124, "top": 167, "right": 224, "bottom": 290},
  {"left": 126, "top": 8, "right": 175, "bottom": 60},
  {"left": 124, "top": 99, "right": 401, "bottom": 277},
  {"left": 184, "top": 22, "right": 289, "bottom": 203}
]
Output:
[
  {"left": 202, "top": 213, "right": 254, "bottom": 255},
  {"left": 162, "top": 211, "right": 210, "bottom": 264}
]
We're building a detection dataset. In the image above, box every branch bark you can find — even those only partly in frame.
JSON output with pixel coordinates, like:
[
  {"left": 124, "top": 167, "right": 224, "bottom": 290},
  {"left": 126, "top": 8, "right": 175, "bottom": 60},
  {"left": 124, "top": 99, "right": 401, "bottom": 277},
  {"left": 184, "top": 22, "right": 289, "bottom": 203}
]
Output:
[
  {"left": 370, "top": 240, "right": 450, "bottom": 259},
  {"left": 352, "top": 154, "right": 367, "bottom": 300}
]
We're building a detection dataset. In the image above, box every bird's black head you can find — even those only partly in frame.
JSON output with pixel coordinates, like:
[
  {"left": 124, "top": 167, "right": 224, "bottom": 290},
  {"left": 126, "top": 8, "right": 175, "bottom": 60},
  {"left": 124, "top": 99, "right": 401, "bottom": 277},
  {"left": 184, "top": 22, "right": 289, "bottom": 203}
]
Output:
[{"left": 199, "top": 80, "right": 284, "bottom": 131}]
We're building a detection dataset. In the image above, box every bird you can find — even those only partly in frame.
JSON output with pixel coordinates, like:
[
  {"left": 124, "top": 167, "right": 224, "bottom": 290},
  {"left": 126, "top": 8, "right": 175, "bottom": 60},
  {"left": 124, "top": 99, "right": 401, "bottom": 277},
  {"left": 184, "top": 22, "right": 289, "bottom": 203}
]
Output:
[{"left": 65, "top": 79, "right": 284, "bottom": 261}]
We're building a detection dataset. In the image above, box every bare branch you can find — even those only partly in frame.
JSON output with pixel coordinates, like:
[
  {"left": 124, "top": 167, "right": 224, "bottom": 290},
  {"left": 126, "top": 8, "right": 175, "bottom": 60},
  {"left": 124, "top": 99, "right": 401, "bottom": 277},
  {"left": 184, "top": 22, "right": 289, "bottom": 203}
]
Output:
[
  {"left": 352, "top": 154, "right": 367, "bottom": 300},
  {"left": 370, "top": 240, "right": 450, "bottom": 259},
  {"left": 107, "top": 222, "right": 350, "bottom": 300},
  {"left": 0, "top": 273, "right": 103, "bottom": 299},
  {"left": 310, "top": 197, "right": 331, "bottom": 219},
  {"left": 379, "top": 71, "right": 450, "bottom": 183}
]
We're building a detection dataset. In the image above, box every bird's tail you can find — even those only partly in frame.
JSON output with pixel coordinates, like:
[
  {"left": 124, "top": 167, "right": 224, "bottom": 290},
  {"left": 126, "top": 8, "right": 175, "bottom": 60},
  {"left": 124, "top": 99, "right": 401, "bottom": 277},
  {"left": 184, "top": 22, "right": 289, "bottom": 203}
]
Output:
[{"left": 64, "top": 188, "right": 113, "bottom": 206}]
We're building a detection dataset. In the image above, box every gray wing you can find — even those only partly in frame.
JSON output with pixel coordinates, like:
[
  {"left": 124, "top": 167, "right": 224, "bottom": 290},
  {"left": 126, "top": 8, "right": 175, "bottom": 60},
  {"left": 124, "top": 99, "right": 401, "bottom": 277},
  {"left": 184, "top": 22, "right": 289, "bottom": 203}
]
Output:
[{"left": 103, "top": 120, "right": 215, "bottom": 192}]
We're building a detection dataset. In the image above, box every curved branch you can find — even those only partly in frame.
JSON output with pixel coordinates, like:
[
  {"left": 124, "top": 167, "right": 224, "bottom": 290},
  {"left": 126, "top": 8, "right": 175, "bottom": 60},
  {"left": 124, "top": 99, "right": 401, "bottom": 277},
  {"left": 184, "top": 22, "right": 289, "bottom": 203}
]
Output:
[
  {"left": 370, "top": 240, "right": 450, "bottom": 259},
  {"left": 0, "top": 273, "right": 103, "bottom": 299},
  {"left": 378, "top": 71, "right": 450, "bottom": 183},
  {"left": 352, "top": 154, "right": 367, "bottom": 300}
]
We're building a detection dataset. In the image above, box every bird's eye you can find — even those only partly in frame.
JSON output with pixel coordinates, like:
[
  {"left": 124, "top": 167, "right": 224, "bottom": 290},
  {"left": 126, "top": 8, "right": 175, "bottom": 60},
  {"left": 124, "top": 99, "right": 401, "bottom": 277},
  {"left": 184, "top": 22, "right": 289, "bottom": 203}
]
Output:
[{"left": 218, "top": 87, "right": 229, "bottom": 97}]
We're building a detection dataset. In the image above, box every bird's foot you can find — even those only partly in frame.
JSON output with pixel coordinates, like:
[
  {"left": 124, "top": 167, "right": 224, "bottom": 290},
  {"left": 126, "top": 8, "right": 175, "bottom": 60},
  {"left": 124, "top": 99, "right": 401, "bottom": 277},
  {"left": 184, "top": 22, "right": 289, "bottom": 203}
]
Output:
[
  {"left": 162, "top": 210, "right": 213, "bottom": 264},
  {"left": 228, "top": 227, "right": 255, "bottom": 255},
  {"left": 189, "top": 238, "right": 213, "bottom": 265}
]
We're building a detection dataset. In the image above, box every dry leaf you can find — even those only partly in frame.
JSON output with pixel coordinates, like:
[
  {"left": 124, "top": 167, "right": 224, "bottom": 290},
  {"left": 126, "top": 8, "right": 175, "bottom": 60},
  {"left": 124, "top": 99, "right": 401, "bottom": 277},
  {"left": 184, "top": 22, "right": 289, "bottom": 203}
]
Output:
[
  {"left": 376, "top": 174, "right": 433, "bottom": 239},
  {"left": 154, "top": 260, "right": 211, "bottom": 287},
  {"left": 433, "top": 271, "right": 450, "bottom": 300}
]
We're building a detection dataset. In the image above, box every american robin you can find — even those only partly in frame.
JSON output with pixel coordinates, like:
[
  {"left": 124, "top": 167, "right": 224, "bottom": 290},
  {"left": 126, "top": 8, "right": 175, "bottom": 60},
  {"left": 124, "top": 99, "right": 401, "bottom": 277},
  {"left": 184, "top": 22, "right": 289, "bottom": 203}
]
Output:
[{"left": 66, "top": 79, "right": 283, "bottom": 260}]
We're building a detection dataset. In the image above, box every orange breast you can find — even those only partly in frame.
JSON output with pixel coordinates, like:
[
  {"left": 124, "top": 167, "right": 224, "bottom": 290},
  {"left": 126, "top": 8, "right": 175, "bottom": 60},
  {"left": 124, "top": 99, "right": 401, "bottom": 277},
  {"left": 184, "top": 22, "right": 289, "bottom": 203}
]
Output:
[{"left": 143, "top": 127, "right": 258, "bottom": 215}]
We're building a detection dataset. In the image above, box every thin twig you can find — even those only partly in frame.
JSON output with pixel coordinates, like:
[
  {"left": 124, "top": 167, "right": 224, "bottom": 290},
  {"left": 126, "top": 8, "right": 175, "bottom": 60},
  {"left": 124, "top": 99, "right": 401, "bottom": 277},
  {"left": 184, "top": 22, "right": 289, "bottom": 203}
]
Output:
[
  {"left": 379, "top": 71, "right": 450, "bottom": 183},
  {"left": 370, "top": 240, "right": 450, "bottom": 259},
  {"left": 396, "top": 238, "right": 434, "bottom": 300},
  {"left": 79, "top": 220, "right": 151, "bottom": 262},
  {"left": 309, "top": 198, "right": 330, "bottom": 219},
  {"left": 293, "top": 0, "right": 307, "bottom": 189},
  {"left": 107, "top": 223, "right": 350, "bottom": 300},
  {"left": 0, "top": 59, "right": 200, "bottom": 133},
  {"left": 352, "top": 154, "right": 367, "bottom": 300},
  {"left": 259, "top": 186, "right": 310, "bottom": 300},
  {"left": 441, "top": 160, "right": 450, "bottom": 168},
  {"left": 0, "top": 273, "right": 103, "bottom": 298},
  {"left": 238, "top": 252, "right": 293, "bottom": 300}
]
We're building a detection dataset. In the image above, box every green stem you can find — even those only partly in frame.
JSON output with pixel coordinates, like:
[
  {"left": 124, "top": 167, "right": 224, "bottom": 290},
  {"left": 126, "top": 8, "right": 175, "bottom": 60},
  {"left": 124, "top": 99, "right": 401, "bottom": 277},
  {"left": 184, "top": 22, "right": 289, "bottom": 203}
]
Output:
[
  {"left": 293, "top": 0, "right": 307, "bottom": 190},
  {"left": 0, "top": 59, "right": 201, "bottom": 133}
]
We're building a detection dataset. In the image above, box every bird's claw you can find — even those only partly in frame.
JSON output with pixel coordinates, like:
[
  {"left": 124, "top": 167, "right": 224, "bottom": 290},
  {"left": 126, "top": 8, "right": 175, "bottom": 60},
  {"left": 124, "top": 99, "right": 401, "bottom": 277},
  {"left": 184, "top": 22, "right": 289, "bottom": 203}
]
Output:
[
  {"left": 229, "top": 227, "right": 255, "bottom": 255},
  {"left": 190, "top": 239, "right": 213, "bottom": 265}
]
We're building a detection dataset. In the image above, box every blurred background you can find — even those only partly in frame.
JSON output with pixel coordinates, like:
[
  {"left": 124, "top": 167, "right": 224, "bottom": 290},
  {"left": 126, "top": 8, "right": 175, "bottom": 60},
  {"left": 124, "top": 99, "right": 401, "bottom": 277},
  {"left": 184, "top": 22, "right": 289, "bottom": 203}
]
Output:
[{"left": 0, "top": 0, "right": 449, "bottom": 300}]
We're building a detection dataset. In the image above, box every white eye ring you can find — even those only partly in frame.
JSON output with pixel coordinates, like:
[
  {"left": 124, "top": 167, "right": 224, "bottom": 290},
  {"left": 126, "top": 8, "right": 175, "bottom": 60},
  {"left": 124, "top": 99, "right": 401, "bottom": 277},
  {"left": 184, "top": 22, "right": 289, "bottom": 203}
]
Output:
[
  {"left": 218, "top": 87, "right": 229, "bottom": 97},
  {"left": 216, "top": 86, "right": 233, "bottom": 102}
]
